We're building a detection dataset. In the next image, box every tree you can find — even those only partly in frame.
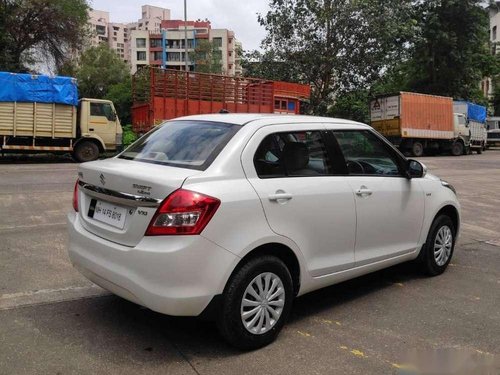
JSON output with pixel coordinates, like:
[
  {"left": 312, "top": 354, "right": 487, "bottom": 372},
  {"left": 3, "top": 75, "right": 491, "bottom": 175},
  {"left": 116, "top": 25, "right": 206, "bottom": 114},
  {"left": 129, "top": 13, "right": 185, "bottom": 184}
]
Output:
[
  {"left": 240, "top": 49, "right": 302, "bottom": 81},
  {"left": 407, "top": 0, "right": 497, "bottom": 103},
  {"left": 191, "top": 40, "right": 223, "bottom": 74},
  {"left": 73, "top": 44, "right": 130, "bottom": 99},
  {"left": 105, "top": 77, "right": 132, "bottom": 125},
  {"left": 0, "top": 0, "right": 89, "bottom": 72},
  {"left": 259, "top": 0, "right": 416, "bottom": 115}
]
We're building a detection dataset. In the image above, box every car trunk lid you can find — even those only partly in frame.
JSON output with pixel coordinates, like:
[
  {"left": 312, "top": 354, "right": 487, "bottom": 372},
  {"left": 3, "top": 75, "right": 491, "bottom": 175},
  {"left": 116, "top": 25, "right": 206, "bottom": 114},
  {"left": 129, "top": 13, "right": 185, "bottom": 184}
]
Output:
[{"left": 77, "top": 158, "right": 201, "bottom": 247}]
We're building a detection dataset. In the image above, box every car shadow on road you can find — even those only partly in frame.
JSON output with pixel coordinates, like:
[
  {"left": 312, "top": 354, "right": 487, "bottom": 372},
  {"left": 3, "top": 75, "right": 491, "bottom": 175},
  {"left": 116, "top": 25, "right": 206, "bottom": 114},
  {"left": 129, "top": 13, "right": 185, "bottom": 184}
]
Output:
[
  {"left": 34, "top": 261, "right": 426, "bottom": 369},
  {"left": 0, "top": 153, "right": 75, "bottom": 164}
]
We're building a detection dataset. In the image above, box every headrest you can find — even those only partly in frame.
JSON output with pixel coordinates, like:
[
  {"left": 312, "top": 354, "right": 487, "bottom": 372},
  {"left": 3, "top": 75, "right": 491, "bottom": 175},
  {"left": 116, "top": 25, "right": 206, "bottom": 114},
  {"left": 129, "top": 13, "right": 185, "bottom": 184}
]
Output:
[{"left": 283, "top": 142, "right": 309, "bottom": 172}]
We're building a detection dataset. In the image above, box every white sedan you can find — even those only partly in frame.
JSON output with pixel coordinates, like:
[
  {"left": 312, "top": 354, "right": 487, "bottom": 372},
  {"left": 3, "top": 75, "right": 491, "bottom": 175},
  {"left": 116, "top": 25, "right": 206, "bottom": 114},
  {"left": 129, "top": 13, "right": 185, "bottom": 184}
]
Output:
[{"left": 67, "top": 114, "right": 460, "bottom": 349}]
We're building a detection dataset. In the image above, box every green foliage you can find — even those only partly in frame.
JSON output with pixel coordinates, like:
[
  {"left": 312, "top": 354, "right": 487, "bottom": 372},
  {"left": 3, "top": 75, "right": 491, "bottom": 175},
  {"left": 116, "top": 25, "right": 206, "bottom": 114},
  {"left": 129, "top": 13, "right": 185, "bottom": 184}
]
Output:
[
  {"left": 121, "top": 125, "right": 138, "bottom": 147},
  {"left": 0, "top": 0, "right": 89, "bottom": 72},
  {"left": 105, "top": 77, "right": 132, "bottom": 125},
  {"left": 74, "top": 44, "right": 130, "bottom": 99},
  {"left": 240, "top": 50, "right": 302, "bottom": 81},
  {"left": 258, "top": 0, "right": 416, "bottom": 115},
  {"left": 191, "top": 40, "right": 223, "bottom": 74},
  {"left": 407, "top": 0, "right": 497, "bottom": 101}
]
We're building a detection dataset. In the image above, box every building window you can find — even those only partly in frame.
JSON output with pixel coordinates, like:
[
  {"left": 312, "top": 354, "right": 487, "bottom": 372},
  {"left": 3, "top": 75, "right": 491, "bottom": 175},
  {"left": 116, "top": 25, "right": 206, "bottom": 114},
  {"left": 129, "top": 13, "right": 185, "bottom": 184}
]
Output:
[
  {"left": 493, "top": 26, "right": 497, "bottom": 41},
  {"left": 96, "top": 25, "right": 106, "bottom": 35},
  {"left": 150, "top": 38, "right": 162, "bottom": 48},
  {"left": 168, "top": 52, "right": 181, "bottom": 62},
  {"left": 151, "top": 51, "right": 162, "bottom": 61},
  {"left": 212, "top": 37, "right": 222, "bottom": 47},
  {"left": 136, "top": 38, "right": 146, "bottom": 48},
  {"left": 137, "top": 51, "right": 147, "bottom": 61}
]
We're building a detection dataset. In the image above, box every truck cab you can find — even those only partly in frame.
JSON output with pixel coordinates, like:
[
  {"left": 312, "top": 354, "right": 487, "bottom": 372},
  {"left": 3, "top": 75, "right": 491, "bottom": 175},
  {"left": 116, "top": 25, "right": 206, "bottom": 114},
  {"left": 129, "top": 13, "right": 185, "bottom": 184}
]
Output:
[
  {"left": 75, "top": 99, "right": 123, "bottom": 162},
  {"left": 453, "top": 113, "right": 470, "bottom": 144}
]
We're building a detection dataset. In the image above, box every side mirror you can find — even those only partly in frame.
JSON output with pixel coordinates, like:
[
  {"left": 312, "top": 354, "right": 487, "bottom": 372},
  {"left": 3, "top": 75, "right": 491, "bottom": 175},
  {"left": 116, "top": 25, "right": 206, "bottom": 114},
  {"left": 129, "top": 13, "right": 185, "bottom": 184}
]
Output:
[{"left": 406, "top": 159, "right": 427, "bottom": 179}]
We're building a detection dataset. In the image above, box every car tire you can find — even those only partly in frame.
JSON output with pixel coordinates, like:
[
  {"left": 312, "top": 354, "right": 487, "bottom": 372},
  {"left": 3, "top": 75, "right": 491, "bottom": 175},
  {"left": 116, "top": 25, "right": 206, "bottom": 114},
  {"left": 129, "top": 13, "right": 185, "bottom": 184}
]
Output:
[
  {"left": 411, "top": 141, "right": 424, "bottom": 157},
  {"left": 74, "top": 141, "right": 99, "bottom": 163},
  {"left": 418, "top": 215, "right": 456, "bottom": 276},
  {"left": 450, "top": 141, "right": 464, "bottom": 156},
  {"left": 217, "top": 256, "right": 294, "bottom": 350}
]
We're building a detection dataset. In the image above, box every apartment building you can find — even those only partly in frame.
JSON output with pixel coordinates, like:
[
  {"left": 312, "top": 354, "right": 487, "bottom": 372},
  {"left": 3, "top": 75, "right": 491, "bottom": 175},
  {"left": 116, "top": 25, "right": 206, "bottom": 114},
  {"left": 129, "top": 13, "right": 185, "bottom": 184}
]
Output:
[
  {"left": 108, "top": 23, "right": 130, "bottom": 63},
  {"left": 130, "top": 20, "right": 241, "bottom": 75},
  {"left": 89, "top": 5, "right": 241, "bottom": 76},
  {"left": 88, "top": 5, "right": 171, "bottom": 66},
  {"left": 137, "top": 5, "right": 171, "bottom": 33},
  {"left": 88, "top": 9, "right": 110, "bottom": 46}
]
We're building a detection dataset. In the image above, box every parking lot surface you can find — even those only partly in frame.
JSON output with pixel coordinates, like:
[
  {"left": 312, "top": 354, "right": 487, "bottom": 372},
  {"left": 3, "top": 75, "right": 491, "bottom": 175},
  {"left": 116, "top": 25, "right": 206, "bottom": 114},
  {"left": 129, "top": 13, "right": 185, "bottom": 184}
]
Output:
[{"left": 1, "top": 152, "right": 499, "bottom": 374}]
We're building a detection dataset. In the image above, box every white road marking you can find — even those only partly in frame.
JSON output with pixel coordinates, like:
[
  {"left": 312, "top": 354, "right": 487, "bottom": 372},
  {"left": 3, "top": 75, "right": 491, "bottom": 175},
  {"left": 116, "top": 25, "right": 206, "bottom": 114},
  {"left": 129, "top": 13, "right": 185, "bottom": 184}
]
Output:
[{"left": 0, "top": 285, "right": 110, "bottom": 311}]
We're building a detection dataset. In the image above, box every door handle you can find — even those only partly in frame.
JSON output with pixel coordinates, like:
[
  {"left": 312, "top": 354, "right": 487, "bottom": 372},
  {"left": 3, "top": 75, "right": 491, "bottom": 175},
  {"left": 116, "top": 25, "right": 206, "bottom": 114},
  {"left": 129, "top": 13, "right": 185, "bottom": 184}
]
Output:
[
  {"left": 269, "top": 192, "right": 293, "bottom": 202},
  {"left": 355, "top": 186, "right": 373, "bottom": 197},
  {"left": 89, "top": 128, "right": 94, "bottom": 131}
]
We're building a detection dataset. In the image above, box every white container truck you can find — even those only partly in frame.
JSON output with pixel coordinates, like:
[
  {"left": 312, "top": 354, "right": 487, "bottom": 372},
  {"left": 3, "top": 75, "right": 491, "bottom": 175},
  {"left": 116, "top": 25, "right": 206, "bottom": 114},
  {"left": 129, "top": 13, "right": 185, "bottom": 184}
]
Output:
[
  {"left": 453, "top": 101, "right": 487, "bottom": 154},
  {"left": 0, "top": 72, "right": 122, "bottom": 162}
]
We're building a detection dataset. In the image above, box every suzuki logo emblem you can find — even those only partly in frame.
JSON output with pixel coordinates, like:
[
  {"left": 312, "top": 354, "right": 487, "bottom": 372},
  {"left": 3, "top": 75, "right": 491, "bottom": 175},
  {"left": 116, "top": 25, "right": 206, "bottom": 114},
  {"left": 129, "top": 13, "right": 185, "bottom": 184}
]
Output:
[{"left": 99, "top": 173, "right": 106, "bottom": 186}]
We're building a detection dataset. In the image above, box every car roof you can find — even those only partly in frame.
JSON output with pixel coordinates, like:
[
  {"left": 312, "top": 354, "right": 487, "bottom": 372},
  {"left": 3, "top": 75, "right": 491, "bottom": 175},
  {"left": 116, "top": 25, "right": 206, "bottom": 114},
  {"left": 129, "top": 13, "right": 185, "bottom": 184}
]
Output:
[{"left": 173, "top": 113, "right": 369, "bottom": 128}]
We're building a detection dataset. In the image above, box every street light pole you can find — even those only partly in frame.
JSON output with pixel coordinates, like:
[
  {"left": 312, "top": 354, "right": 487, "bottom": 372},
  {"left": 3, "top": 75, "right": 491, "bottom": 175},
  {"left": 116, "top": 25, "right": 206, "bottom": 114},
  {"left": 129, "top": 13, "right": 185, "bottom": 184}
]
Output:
[{"left": 184, "top": 0, "right": 188, "bottom": 72}]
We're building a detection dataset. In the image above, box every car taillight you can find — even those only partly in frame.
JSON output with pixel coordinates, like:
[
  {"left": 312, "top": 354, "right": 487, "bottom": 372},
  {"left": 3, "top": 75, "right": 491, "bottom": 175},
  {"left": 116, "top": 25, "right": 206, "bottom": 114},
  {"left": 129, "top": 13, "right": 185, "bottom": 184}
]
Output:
[
  {"left": 73, "top": 179, "right": 79, "bottom": 212},
  {"left": 145, "top": 189, "right": 220, "bottom": 236}
]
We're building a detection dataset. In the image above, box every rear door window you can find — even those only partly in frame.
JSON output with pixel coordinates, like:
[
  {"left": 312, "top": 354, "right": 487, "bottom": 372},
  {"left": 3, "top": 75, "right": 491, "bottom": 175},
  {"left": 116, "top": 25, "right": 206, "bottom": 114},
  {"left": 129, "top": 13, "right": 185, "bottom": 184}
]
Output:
[
  {"left": 254, "top": 131, "right": 338, "bottom": 178},
  {"left": 119, "top": 120, "right": 239, "bottom": 170}
]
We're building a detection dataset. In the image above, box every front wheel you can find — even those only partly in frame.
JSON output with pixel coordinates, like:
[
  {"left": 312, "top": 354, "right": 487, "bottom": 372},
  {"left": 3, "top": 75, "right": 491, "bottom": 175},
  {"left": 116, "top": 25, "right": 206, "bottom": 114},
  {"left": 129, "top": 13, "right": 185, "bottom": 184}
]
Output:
[
  {"left": 73, "top": 141, "right": 99, "bottom": 163},
  {"left": 418, "top": 215, "right": 456, "bottom": 276},
  {"left": 450, "top": 141, "right": 464, "bottom": 156},
  {"left": 217, "top": 256, "right": 294, "bottom": 350}
]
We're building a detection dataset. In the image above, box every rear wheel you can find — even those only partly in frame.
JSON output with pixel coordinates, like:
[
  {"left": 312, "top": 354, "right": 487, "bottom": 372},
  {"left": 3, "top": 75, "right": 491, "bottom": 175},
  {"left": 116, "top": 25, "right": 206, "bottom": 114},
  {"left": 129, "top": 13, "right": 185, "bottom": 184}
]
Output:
[
  {"left": 450, "top": 141, "right": 464, "bottom": 156},
  {"left": 477, "top": 147, "right": 483, "bottom": 154},
  {"left": 411, "top": 141, "right": 424, "bottom": 157},
  {"left": 73, "top": 141, "right": 99, "bottom": 163},
  {"left": 217, "top": 256, "right": 293, "bottom": 350},
  {"left": 418, "top": 215, "right": 456, "bottom": 276}
]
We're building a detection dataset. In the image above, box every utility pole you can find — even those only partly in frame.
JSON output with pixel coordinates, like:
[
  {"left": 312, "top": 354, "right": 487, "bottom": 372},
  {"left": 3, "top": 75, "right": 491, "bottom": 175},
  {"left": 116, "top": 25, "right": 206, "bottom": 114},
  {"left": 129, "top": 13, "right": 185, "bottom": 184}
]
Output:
[{"left": 184, "top": 0, "right": 188, "bottom": 72}]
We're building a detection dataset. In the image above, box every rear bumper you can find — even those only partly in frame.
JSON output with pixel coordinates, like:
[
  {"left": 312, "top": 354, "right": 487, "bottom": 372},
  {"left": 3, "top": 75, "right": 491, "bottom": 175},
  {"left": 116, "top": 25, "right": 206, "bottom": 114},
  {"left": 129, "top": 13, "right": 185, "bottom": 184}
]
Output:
[{"left": 67, "top": 212, "right": 239, "bottom": 316}]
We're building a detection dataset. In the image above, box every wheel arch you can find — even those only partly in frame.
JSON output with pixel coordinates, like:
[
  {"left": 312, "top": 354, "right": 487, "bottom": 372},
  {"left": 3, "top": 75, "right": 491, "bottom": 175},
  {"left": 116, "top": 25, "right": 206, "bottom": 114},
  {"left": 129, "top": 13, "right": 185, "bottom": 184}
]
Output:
[
  {"left": 435, "top": 204, "right": 460, "bottom": 235},
  {"left": 227, "top": 243, "right": 301, "bottom": 296},
  {"left": 74, "top": 135, "right": 105, "bottom": 153}
]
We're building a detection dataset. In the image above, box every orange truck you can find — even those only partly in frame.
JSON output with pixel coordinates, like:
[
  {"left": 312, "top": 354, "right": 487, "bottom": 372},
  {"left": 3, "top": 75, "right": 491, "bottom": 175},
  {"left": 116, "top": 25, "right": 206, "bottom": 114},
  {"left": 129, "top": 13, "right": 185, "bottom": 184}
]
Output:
[
  {"left": 370, "top": 92, "right": 471, "bottom": 157},
  {"left": 131, "top": 68, "right": 311, "bottom": 133}
]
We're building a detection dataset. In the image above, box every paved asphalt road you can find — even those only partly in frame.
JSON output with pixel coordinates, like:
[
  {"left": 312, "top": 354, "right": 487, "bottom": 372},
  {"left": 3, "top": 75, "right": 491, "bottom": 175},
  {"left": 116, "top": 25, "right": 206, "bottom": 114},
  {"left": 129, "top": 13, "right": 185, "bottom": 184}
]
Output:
[{"left": 0, "top": 152, "right": 499, "bottom": 374}]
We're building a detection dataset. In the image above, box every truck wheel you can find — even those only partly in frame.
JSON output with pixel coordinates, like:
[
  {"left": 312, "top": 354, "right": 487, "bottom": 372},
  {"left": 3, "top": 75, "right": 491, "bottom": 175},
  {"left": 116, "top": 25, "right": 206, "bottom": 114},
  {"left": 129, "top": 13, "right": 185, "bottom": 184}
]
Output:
[
  {"left": 477, "top": 147, "right": 483, "bottom": 154},
  {"left": 412, "top": 141, "right": 424, "bottom": 157},
  {"left": 74, "top": 141, "right": 99, "bottom": 163},
  {"left": 450, "top": 141, "right": 464, "bottom": 156}
]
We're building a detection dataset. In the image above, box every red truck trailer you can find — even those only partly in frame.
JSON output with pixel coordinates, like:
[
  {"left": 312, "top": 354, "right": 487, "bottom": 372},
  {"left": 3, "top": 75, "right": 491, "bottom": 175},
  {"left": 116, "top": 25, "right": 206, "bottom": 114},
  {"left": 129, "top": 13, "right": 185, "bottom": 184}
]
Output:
[{"left": 131, "top": 68, "right": 311, "bottom": 133}]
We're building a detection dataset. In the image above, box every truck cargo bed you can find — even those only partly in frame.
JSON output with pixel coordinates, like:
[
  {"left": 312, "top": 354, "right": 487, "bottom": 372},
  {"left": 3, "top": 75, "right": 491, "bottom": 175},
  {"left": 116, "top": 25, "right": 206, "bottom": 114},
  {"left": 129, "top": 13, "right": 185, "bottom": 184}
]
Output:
[{"left": 0, "top": 102, "right": 76, "bottom": 139}]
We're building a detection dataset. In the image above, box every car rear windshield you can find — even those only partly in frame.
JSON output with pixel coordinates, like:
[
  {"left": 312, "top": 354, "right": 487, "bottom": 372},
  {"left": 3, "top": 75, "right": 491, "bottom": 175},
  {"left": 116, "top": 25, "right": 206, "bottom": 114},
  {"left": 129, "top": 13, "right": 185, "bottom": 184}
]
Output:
[{"left": 119, "top": 120, "right": 239, "bottom": 170}]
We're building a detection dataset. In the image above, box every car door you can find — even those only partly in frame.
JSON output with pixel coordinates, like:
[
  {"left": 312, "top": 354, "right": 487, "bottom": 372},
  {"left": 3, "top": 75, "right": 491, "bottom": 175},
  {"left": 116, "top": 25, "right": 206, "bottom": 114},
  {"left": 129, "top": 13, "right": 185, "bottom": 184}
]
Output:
[
  {"left": 331, "top": 129, "right": 425, "bottom": 266},
  {"left": 88, "top": 101, "right": 117, "bottom": 148},
  {"left": 241, "top": 124, "right": 356, "bottom": 277}
]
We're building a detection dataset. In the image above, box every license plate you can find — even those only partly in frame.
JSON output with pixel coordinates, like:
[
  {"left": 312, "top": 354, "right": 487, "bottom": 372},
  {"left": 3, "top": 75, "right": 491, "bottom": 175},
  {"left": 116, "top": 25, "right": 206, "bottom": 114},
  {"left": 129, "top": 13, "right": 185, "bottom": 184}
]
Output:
[{"left": 89, "top": 199, "right": 127, "bottom": 229}]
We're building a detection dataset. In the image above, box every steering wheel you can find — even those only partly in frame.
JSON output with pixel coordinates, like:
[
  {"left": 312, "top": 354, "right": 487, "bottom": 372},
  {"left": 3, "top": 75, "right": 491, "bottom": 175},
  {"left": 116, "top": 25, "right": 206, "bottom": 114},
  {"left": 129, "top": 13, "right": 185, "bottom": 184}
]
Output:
[{"left": 346, "top": 160, "right": 365, "bottom": 174}]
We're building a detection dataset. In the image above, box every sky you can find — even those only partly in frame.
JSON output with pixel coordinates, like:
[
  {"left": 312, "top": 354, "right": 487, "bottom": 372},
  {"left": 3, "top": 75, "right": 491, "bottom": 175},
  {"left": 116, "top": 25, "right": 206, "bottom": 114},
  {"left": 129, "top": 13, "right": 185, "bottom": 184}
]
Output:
[{"left": 90, "top": 0, "right": 270, "bottom": 51}]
